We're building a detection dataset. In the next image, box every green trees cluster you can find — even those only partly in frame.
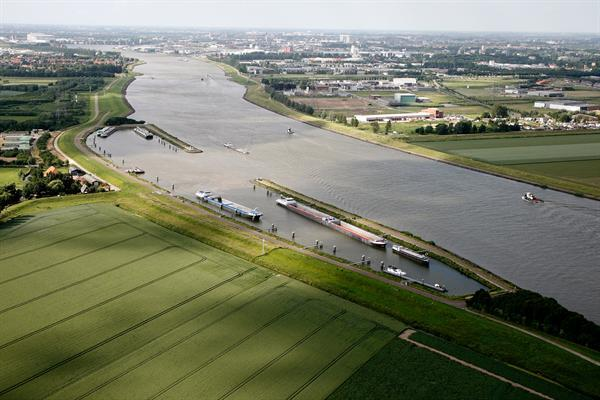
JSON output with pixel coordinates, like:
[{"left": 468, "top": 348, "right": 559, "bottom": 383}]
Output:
[
  {"left": 21, "top": 169, "right": 81, "bottom": 199},
  {"left": 0, "top": 64, "right": 122, "bottom": 78},
  {"left": 36, "top": 132, "right": 63, "bottom": 167},
  {"left": 0, "top": 183, "right": 21, "bottom": 211},
  {"left": 468, "top": 289, "right": 600, "bottom": 351},
  {"left": 415, "top": 120, "right": 520, "bottom": 135},
  {"left": 267, "top": 89, "right": 315, "bottom": 115},
  {"left": 0, "top": 77, "right": 102, "bottom": 132},
  {"left": 105, "top": 116, "right": 145, "bottom": 126}
]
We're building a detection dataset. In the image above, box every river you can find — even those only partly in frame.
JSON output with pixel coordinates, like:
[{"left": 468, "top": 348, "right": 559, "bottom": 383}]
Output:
[{"left": 102, "top": 53, "right": 600, "bottom": 321}]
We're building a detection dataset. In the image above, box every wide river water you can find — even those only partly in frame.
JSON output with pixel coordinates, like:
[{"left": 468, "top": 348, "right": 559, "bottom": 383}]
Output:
[{"left": 102, "top": 53, "right": 599, "bottom": 320}]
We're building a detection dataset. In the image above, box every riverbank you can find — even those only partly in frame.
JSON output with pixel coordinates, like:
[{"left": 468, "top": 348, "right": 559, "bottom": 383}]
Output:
[
  {"left": 255, "top": 178, "right": 513, "bottom": 293},
  {"left": 213, "top": 61, "right": 600, "bottom": 200},
  {"left": 4, "top": 58, "right": 598, "bottom": 398}
]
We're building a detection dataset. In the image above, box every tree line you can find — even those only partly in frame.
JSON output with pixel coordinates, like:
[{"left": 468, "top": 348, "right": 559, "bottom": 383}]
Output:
[{"left": 468, "top": 289, "right": 600, "bottom": 351}]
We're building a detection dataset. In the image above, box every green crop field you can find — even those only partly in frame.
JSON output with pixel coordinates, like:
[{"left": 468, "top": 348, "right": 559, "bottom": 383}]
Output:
[
  {"left": 327, "top": 338, "right": 540, "bottom": 400},
  {"left": 0, "top": 203, "right": 404, "bottom": 399},
  {"left": 0, "top": 168, "right": 23, "bottom": 187},
  {"left": 419, "top": 134, "right": 600, "bottom": 187},
  {"left": 409, "top": 332, "right": 591, "bottom": 400}
]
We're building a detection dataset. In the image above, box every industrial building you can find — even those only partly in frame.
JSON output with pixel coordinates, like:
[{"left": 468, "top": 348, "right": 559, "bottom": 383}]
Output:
[
  {"left": 390, "top": 93, "right": 417, "bottom": 105},
  {"left": 355, "top": 108, "right": 443, "bottom": 123},
  {"left": 26, "top": 33, "right": 53, "bottom": 43},
  {"left": 392, "top": 77, "right": 417, "bottom": 87},
  {"left": 534, "top": 100, "right": 600, "bottom": 112}
]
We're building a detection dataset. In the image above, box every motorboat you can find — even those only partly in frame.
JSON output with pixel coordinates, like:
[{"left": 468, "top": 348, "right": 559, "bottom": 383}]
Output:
[{"left": 522, "top": 192, "right": 543, "bottom": 203}]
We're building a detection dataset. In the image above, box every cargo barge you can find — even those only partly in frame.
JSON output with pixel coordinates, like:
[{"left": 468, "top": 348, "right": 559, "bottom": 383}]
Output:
[
  {"left": 276, "top": 197, "right": 386, "bottom": 247},
  {"left": 134, "top": 127, "right": 154, "bottom": 140},
  {"left": 392, "top": 244, "right": 430, "bottom": 266},
  {"left": 196, "top": 190, "right": 262, "bottom": 221}
]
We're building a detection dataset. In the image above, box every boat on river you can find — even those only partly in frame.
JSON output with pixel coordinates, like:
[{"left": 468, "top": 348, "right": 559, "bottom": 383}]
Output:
[
  {"left": 382, "top": 265, "right": 406, "bottom": 278},
  {"left": 196, "top": 190, "right": 262, "bottom": 221},
  {"left": 392, "top": 244, "right": 430, "bottom": 266},
  {"left": 522, "top": 192, "right": 543, "bottom": 203},
  {"left": 276, "top": 197, "right": 387, "bottom": 247},
  {"left": 134, "top": 127, "right": 153, "bottom": 140}
]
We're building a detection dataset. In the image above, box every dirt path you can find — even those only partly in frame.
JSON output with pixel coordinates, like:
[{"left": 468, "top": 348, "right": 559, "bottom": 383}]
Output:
[{"left": 400, "top": 329, "right": 553, "bottom": 400}]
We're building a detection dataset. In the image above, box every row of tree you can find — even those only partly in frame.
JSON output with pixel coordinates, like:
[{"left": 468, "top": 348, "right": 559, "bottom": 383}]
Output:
[
  {"left": 468, "top": 289, "right": 600, "bottom": 351},
  {"left": 266, "top": 89, "right": 315, "bottom": 115},
  {"left": 415, "top": 120, "right": 520, "bottom": 135},
  {"left": 0, "top": 64, "right": 122, "bottom": 78}
]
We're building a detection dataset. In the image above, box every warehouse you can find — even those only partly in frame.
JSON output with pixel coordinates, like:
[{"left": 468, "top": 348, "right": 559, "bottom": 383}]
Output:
[
  {"left": 534, "top": 100, "right": 600, "bottom": 112},
  {"left": 355, "top": 108, "right": 443, "bottom": 123}
]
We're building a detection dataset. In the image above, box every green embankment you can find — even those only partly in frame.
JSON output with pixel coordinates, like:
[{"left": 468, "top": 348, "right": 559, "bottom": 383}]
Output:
[
  {"left": 255, "top": 249, "right": 599, "bottom": 397},
  {"left": 2, "top": 61, "right": 598, "bottom": 398}
]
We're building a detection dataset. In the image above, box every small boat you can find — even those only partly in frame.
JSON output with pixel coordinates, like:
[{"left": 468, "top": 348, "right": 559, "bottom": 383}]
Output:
[
  {"left": 133, "top": 127, "right": 153, "bottom": 140},
  {"left": 522, "top": 192, "right": 543, "bottom": 203},
  {"left": 126, "top": 167, "right": 144, "bottom": 174},
  {"left": 224, "top": 143, "right": 233, "bottom": 148},
  {"left": 382, "top": 265, "right": 406, "bottom": 278},
  {"left": 287, "top": 128, "right": 294, "bottom": 135},
  {"left": 392, "top": 244, "right": 429, "bottom": 266}
]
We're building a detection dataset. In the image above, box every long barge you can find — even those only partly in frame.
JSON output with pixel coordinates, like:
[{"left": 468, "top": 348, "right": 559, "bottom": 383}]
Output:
[
  {"left": 392, "top": 244, "right": 430, "bottom": 266},
  {"left": 276, "top": 197, "right": 386, "bottom": 247},
  {"left": 134, "top": 126, "right": 154, "bottom": 140},
  {"left": 196, "top": 190, "right": 262, "bottom": 221}
]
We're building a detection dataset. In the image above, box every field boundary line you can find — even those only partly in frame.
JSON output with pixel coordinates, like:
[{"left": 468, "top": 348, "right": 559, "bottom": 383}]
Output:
[
  {"left": 75, "top": 281, "right": 293, "bottom": 400},
  {"left": 0, "top": 264, "right": 273, "bottom": 397},
  {"left": 59, "top": 275, "right": 279, "bottom": 400},
  {"left": 287, "top": 325, "right": 386, "bottom": 400},
  {"left": 0, "top": 257, "right": 206, "bottom": 351},
  {"left": 399, "top": 329, "right": 553, "bottom": 400},
  {"left": 217, "top": 310, "right": 347, "bottom": 400},
  {"left": 147, "top": 298, "right": 317, "bottom": 400},
  {"left": 0, "top": 239, "right": 172, "bottom": 315},
  {"left": 1, "top": 208, "right": 100, "bottom": 240},
  {"left": 0, "top": 204, "right": 95, "bottom": 237},
  {"left": 0, "top": 232, "right": 146, "bottom": 286},
  {"left": 0, "top": 221, "right": 125, "bottom": 261}
]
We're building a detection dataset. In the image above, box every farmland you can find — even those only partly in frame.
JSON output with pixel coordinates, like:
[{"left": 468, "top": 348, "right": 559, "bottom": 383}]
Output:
[
  {"left": 409, "top": 332, "right": 590, "bottom": 400},
  {"left": 327, "top": 338, "right": 540, "bottom": 400},
  {"left": 0, "top": 168, "right": 22, "bottom": 187},
  {"left": 0, "top": 203, "right": 403, "bottom": 399},
  {"left": 418, "top": 134, "right": 600, "bottom": 187}
]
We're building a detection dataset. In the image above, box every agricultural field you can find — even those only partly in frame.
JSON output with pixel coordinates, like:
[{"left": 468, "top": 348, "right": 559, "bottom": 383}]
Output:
[
  {"left": 0, "top": 203, "right": 404, "bottom": 399},
  {"left": 418, "top": 134, "right": 600, "bottom": 187},
  {"left": 0, "top": 168, "right": 23, "bottom": 187},
  {"left": 291, "top": 95, "right": 391, "bottom": 115},
  {"left": 328, "top": 338, "right": 541, "bottom": 400},
  {"left": 442, "top": 76, "right": 524, "bottom": 101},
  {"left": 409, "top": 332, "right": 590, "bottom": 400}
]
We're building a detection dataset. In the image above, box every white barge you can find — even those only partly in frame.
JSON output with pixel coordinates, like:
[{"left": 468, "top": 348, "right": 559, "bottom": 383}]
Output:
[
  {"left": 134, "top": 127, "right": 153, "bottom": 140},
  {"left": 276, "top": 197, "right": 387, "bottom": 247},
  {"left": 392, "top": 244, "right": 430, "bottom": 266},
  {"left": 196, "top": 190, "right": 262, "bottom": 221}
]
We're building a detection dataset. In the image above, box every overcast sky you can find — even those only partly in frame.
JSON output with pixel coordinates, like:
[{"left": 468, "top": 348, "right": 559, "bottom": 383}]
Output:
[{"left": 1, "top": 0, "right": 599, "bottom": 33}]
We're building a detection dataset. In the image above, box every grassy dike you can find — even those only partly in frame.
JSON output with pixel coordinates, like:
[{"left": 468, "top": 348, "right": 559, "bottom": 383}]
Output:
[
  {"left": 214, "top": 61, "right": 600, "bottom": 200},
  {"left": 2, "top": 62, "right": 599, "bottom": 398}
]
